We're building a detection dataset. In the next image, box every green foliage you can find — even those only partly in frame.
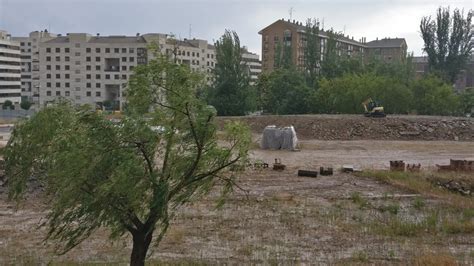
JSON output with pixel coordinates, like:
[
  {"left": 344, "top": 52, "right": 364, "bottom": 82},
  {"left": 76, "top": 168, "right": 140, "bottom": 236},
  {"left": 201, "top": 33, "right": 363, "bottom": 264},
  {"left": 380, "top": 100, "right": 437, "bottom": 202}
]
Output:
[
  {"left": 459, "top": 87, "right": 474, "bottom": 115},
  {"left": 420, "top": 6, "right": 473, "bottom": 83},
  {"left": 20, "top": 100, "right": 31, "bottom": 110},
  {"left": 2, "top": 100, "right": 13, "bottom": 110},
  {"left": 411, "top": 75, "right": 460, "bottom": 115},
  {"left": 257, "top": 68, "right": 312, "bottom": 114},
  {"left": 5, "top": 55, "right": 251, "bottom": 265},
  {"left": 206, "top": 30, "right": 255, "bottom": 116},
  {"left": 304, "top": 19, "right": 321, "bottom": 87}
]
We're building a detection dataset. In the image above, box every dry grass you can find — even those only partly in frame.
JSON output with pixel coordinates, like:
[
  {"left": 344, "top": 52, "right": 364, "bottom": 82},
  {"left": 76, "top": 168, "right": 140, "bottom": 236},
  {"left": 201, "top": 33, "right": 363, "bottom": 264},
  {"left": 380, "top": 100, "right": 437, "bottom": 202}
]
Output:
[{"left": 412, "top": 252, "right": 457, "bottom": 266}]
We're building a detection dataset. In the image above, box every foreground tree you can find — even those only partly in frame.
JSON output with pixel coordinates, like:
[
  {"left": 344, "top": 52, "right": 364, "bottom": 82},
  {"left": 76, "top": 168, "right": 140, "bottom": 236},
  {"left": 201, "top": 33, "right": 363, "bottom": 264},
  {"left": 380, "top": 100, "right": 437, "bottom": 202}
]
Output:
[
  {"left": 207, "top": 30, "right": 255, "bottom": 115},
  {"left": 420, "top": 6, "right": 473, "bottom": 83},
  {"left": 304, "top": 18, "right": 321, "bottom": 87},
  {"left": 5, "top": 56, "right": 251, "bottom": 265}
]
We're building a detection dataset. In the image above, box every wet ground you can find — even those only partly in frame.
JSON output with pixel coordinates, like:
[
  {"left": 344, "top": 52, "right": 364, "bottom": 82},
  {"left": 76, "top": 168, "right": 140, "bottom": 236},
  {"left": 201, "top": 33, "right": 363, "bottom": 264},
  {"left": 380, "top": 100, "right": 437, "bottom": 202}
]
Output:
[{"left": 1, "top": 140, "right": 473, "bottom": 264}]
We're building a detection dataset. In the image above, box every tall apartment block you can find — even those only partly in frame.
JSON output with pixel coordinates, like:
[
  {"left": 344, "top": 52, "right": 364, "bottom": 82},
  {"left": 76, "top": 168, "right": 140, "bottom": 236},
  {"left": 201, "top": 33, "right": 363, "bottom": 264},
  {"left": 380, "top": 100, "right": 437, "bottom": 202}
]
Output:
[
  {"left": 0, "top": 30, "right": 21, "bottom": 104},
  {"left": 13, "top": 31, "right": 261, "bottom": 110},
  {"left": 13, "top": 30, "right": 57, "bottom": 106},
  {"left": 259, "top": 19, "right": 407, "bottom": 73},
  {"left": 241, "top": 49, "right": 262, "bottom": 84}
]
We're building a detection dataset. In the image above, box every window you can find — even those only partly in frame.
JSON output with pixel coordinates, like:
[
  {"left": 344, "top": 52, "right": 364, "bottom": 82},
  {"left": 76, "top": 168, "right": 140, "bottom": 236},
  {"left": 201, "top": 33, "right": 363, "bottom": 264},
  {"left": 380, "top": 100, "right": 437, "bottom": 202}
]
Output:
[
  {"left": 86, "top": 65, "right": 91, "bottom": 70},
  {"left": 86, "top": 83, "right": 91, "bottom": 88},
  {"left": 114, "top": 48, "right": 119, "bottom": 53},
  {"left": 197, "top": 52, "right": 199, "bottom": 57},
  {"left": 75, "top": 61, "right": 80, "bottom": 65},
  {"left": 129, "top": 57, "right": 134, "bottom": 62},
  {"left": 96, "top": 83, "right": 101, "bottom": 88},
  {"left": 122, "top": 57, "right": 127, "bottom": 62},
  {"left": 105, "top": 74, "right": 110, "bottom": 79},
  {"left": 56, "top": 65, "right": 60, "bottom": 70},
  {"left": 86, "top": 91, "right": 91, "bottom": 96},
  {"left": 46, "top": 74, "right": 51, "bottom": 79},
  {"left": 65, "top": 65, "right": 70, "bottom": 70},
  {"left": 46, "top": 48, "right": 51, "bottom": 53},
  {"left": 56, "top": 74, "right": 60, "bottom": 79},
  {"left": 122, "top": 48, "right": 126, "bottom": 53},
  {"left": 86, "top": 74, "right": 91, "bottom": 79},
  {"left": 65, "top": 48, "right": 70, "bottom": 53},
  {"left": 65, "top": 82, "right": 70, "bottom": 88},
  {"left": 65, "top": 56, "right": 70, "bottom": 62},
  {"left": 105, "top": 48, "right": 110, "bottom": 53},
  {"left": 65, "top": 91, "right": 70, "bottom": 97},
  {"left": 96, "top": 65, "right": 100, "bottom": 71},
  {"left": 114, "top": 74, "right": 119, "bottom": 79},
  {"left": 65, "top": 74, "right": 70, "bottom": 79},
  {"left": 96, "top": 91, "right": 101, "bottom": 97},
  {"left": 46, "top": 56, "right": 51, "bottom": 62},
  {"left": 56, "top": 82, "right": 60, "bottom": 87},
  {"left": 86, "top": 48, "right": 91, "bottom": 53},
  {"left": 75, "top": 78, "right": 80, "bottom": 82},
  {"left": 207, "top": 54, "right": 209, "bottom": 58},
  {"left": 75, "top": 43, "right": 80, "bottom": 48},
  {"left": 75, "top": 96, "right": 80, "bottom": 100},
  {"left": 20, "top": 42, "right": 25, "bottom": 46},
  {"left": 75, "top": 52, "right": 80, "bottom": 56},
  {"left": 187, "top": 52, "right": 190, "bottom": 56},
  {"left": 121, "top": 66, "right": 127, "bottom": 71},
  {"left": 55, "top": 48, "right": 60, "bottom": 53},
  {"left": 96, "top": 48, "right": 101, "bottom": 53},
  {"left": 96, "top": 74, "right": 101, "bottom": 79},
  {"left": 192, "top": 52, "right": 195, "bottom": 57},
  {"left": 47, "top": 65, "right": 51, "bottom": 70},
  {"left": 130, "top": 66, "right": 134, "bottom": 71},
  {"left": 122, "top": 74, "right": 127, "bottom": 79},
  {"left": 129, "top": 48, "right": 134, "bottom": 53},
  {"left": 86, "top": 56, "right": 91, "bottom": 62},
  {"left": 46, "top": 91, "right": 51, "bottom": 96},
  {"left": 56, "top": 91, "right": 61, "bottom": 96},
  {"left": 75, "top": 69, "right": 80, "bottom": 74},
  {"left": 75, "top": 87, "right": 80, "bottom": 91},
  {"left": 47, "top": 82, "right": 51, "bottom": 87},
  {"left": 95, "top": 57, "right": 100, "bottom": 62}
]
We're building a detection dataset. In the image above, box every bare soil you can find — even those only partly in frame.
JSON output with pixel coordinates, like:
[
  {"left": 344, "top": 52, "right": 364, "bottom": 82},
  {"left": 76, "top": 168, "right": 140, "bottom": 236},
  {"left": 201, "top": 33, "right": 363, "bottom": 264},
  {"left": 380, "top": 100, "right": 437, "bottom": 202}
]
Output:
[{"left": 1, "top": 139, "right": 473, "bottom": 264}]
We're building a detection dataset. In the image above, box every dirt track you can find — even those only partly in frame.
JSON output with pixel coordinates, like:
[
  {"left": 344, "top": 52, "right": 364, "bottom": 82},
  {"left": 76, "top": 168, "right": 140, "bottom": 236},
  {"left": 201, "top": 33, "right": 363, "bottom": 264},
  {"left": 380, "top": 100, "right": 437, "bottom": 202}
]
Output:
[{"left": 217, "top": 115, "right": 474, "bottom": 141}]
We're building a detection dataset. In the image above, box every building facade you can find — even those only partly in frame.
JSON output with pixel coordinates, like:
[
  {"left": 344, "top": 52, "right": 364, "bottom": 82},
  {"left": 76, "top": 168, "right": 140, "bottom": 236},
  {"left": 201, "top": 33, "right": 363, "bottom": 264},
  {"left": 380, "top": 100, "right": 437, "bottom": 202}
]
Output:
[
  {"left": 259, "top": 19, "right": 407, "bottom": 73},
  {"left": 13, "top": 30, "right": 57, "bottom": 106},
  {"left": 0, "top": 30, "right": 21, "bottom": 105},
  {"left": 13, "top": 31, "right": 261, "bottom": 110},
  {"left": 413, "top": 55, "right": 474, "bottom": 92}
]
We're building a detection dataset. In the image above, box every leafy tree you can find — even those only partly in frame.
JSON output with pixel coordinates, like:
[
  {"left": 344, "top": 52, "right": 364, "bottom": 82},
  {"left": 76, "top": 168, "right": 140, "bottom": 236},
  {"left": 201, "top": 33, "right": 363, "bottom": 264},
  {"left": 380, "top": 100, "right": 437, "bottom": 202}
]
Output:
[
  {"left": 304, "top": 18, "right": 321, "bottom": 87},
  {"left": 258, "top": 68, "right": 312, "bottom": 114},
  {"left": 2, "top": 100, "right": 13, "bottom": 110},
  {"left": 5, "top": 55, "right": 251, "bottom": 266},
  {"left": 411, "top": 75, "right": 460, "bottom": 115},
  {"left": 207, "top": 30, "right": 255, "bottom": 116},
  {"left": 20, "top": 100, "right": 31, "bottom": 110},
  {"left": 459, "top": 87, "right": 474, "bottom": 115},
  {"left": 420, "top": 7, "right": 473, "bottom": 83}
]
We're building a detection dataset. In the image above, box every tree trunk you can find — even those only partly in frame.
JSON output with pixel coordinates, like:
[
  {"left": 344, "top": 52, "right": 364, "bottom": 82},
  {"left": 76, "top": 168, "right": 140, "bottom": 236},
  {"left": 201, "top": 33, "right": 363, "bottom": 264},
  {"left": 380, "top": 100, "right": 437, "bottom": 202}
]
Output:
[{"left": 130, "top": 230, "right": 153, "bottom": 266}]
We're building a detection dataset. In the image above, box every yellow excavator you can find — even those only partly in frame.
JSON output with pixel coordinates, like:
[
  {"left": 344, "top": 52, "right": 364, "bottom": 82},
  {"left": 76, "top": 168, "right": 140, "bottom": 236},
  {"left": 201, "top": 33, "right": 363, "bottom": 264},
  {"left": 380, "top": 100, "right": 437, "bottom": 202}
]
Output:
[{"left": 362, "top": 98, "right": 386, "bottom": 117}]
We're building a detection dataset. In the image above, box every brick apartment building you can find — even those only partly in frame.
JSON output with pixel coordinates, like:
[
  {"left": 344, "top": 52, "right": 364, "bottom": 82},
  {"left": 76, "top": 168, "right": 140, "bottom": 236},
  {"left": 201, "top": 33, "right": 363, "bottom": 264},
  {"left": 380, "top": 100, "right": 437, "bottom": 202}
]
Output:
[{"left": 259, "top": 19, "right": 407, "bottom": 73}]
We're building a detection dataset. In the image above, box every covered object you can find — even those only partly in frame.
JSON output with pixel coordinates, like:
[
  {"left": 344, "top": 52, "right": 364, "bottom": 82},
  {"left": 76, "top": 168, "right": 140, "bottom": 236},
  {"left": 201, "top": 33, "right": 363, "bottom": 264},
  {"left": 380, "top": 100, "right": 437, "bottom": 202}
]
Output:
[{"left": 261, "top": 125, "right": 298, "bottom": 150}]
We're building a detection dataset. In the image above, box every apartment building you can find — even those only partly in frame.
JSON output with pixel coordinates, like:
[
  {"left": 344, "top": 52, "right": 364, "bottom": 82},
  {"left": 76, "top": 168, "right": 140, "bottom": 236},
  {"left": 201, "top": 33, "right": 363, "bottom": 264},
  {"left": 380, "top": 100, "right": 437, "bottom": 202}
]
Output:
[
  {"left": 259, "top": 19, "right": 407, "bottom": 73},
  {"left": 413, "top": 55, "right": 474, "bottom": 92},
  {"left": 0, "top": 30, "right": 21, "bottom": 105},
  {"left": 365, "top": 38, "right": 407, "bottom": 62},
  {"left": 241, "top": 49, "right": 262, "bottom": 84},
  {"left": 13, "top": 30, "right": 57, "bottom": 105}
]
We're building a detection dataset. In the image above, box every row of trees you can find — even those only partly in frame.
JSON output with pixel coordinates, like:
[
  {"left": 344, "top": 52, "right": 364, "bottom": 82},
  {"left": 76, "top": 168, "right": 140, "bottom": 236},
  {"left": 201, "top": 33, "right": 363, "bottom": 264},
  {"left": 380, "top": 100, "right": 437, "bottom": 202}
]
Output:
[{"left": 207, "top": 7, "right": 473, "bottom": 116}]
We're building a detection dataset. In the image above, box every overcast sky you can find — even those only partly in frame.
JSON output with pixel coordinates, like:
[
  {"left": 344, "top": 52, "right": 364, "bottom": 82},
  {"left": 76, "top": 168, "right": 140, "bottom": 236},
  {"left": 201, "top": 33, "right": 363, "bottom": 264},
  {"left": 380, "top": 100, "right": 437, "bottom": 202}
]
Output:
[{"left": 1, "top": 0, "right": 472, "bottom": 57}]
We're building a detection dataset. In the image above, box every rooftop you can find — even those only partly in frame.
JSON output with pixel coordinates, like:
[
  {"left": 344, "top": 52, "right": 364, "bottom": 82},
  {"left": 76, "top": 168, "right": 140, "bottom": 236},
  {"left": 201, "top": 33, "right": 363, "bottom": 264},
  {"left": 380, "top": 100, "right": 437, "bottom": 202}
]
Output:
[{"left": 366, "top": 38, "right": 406, "bottom": 48}]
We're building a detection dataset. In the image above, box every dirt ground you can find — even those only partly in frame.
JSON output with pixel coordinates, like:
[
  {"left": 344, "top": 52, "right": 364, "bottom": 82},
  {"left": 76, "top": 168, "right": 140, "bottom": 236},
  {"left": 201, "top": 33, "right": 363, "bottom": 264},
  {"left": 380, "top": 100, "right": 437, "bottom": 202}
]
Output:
[{"left": 1, "top": 139, "right": 473, "bottom": 264}]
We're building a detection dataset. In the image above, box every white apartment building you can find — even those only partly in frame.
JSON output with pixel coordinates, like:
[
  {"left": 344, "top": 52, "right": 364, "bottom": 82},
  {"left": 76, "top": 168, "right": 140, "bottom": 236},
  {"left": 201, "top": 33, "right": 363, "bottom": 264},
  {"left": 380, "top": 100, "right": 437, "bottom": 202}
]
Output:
[
  {"left": 0, "top": 30, "right": 21, "bottom": 105},
  {"left": 13, "top": 31, "right": 261, "bottom": 110},
  {"left": 13, "top": 30, "right": 57, "bottom": 106},
  {"left": 241, "top": 49, "right": 262, "bottom": 84}
]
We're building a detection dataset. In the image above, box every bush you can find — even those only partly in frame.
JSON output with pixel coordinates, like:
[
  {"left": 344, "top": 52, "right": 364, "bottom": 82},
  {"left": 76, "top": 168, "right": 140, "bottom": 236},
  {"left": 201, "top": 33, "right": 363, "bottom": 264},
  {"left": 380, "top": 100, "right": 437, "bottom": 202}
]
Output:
[
  {"left": 2, "top": 100, "right": 13, "bottom": 110},
  {"left": 20, "top": 100, "right": 31, "bottom": 110}
]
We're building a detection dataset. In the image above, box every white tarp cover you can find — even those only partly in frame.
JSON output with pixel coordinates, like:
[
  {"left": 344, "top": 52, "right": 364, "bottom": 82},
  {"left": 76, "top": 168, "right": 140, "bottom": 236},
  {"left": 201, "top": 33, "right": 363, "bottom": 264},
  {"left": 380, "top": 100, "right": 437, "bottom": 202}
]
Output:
[{"left": 261, "top": 125, "right": 298, "bottom": 150}]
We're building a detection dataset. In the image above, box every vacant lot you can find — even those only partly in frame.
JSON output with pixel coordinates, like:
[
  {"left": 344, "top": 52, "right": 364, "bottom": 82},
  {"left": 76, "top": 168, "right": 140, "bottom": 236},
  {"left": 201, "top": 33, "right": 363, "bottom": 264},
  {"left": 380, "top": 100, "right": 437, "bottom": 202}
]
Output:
[{"left": 1, "top": 138, "right": 473, "bottom": 264}]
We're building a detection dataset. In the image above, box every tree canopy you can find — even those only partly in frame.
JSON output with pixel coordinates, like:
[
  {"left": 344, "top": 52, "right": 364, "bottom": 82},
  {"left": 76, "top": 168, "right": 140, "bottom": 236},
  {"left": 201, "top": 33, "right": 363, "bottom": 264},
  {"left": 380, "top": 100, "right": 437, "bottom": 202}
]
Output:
[
  {"left": 206, "top": 30, "right": 255, "bottom": 116},
  {"left": 420, "top": 7, "right": 473, "bottom": 83},
  {"left": 5, "top": 55, "right": 251, "bottom": 266}
]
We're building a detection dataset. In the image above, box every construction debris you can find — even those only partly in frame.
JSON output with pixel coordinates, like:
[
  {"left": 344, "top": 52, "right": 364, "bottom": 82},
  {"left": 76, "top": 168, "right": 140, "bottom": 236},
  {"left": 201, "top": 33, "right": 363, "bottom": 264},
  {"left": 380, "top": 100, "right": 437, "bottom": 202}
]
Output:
[
  {"left": 436, "top": 159, "right": 474, "bottom": 172},
  {"left": 261, "top": 125, "right": 298, "bottom": 150},
  {"left": 320, "top": 167, "right": 333, "bottom": 176},
  {"left": 406, "top": 163, "right": 421, "bottom": 172},
  {"left": 297, "top": 170, "right": 318, "bottom": 177},
  {"left": 390, "top": 160, "right": 406, "bottom": 171},
  {"left": 273, "top": 158, "right": 286, "bottom": 171}
]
